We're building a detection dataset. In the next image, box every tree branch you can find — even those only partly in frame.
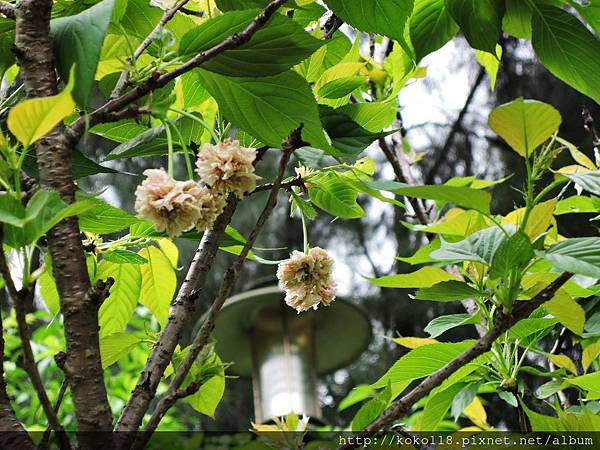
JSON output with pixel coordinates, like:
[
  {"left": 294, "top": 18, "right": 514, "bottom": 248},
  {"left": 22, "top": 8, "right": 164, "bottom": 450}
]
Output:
[
  {"left": 14, "top": 2, "right": 114, "bottom": 448},
  {"left": 69, "top": 0, "right": 289, "bottom": 139},
  {"left": 0, "top": 2, "right": 14, "bottom": 19},
  {"left": 132, "top": 126, "right": 307, "bottom": 449},
  {"left": 0, "top": 239, "right": 70, "bottom": 450},
  {"left": 425, "top": 66, "right": 486, "bottom": 185},
  {"left": 339, "top": 272, "right": 573, "bottom": 449},
  {"left": 110, "top": 0, "right": 194, "bottom": 99},
  {"left": 250, "top": 175, "right": 305, "bottom": 195},
  {"left": 0, "top": 255, "right": 35, "bottom": 449}
]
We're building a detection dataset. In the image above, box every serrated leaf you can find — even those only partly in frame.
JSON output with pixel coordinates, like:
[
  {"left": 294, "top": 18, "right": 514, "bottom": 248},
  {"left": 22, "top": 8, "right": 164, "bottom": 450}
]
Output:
[
  {"left": 102, "top": 249, "right": 148, "bottom": 265},
  {"left": 307, "top": 171, "right": 365, "bottom": 218},
  {"left": 431, "top": 226, "right": 509, "bottom": 265},
  {"left": 531, "top": 5, "right": 600, "bottom": 105},
  {"left": 489, "top": 97, "right": 561, "bottom": 157},
  {"left": 490, "top": 231, "right": 533, "bottom": 279},
  {"left": 197, "top": 69, "right": 329, "bottom": 150},
  {"left": 410, "top": 0, "right": 459, "bottom": 62},
  {"left": 393, "top": 337, "right": 438, "bottom": 349},
  {"left": 350, "top": 382, "right": 391, "bottom": 432},
  {"left": 425, "top": 313, "right": 479, "bottom": 338},
  {"left": 179, "top": 10, "right": 323, "bottom": 77},
  {"left": 545, "top": 290, "right": 585, "bottom": 335},
  {"left": 7, "top": 71, "right": 75, "bottom": 146},
  {"left": 98, "top": 261, "right": 141, "bottom": 337},
  {"left": 99, "top": 332, "right": 143, "bottom": 369},
  {"left": 547, "top": 353, "right": 578, "bottom": 375},
  {"left": 138, "top": 246, "right": 177, "bottom": 327}
]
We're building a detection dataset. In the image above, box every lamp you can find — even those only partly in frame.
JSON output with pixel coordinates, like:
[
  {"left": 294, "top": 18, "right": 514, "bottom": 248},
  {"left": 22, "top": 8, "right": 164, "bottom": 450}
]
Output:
[{"left": 211, "top": 281, "right": 371, "bottom": 423}]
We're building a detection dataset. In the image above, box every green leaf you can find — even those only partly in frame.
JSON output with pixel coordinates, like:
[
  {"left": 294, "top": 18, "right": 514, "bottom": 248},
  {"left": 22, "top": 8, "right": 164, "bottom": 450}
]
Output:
[
  {"left": 446, "top": 0, "right": 504, "bottom": 53},
  {"left": 564, "top": 372, "right": 600, "bottom": 397},
  {"left": 179, "top": 70, "right": 210, "bottom": 109},
  {"left": 139, "top": 246, "right": 177, "bottom": 327},
  {"left": 451, "top": 383, "right": 480, "bottom": 421},
  {"left": 23, "top": 149, "right": 118, "bottom": 180},
  {"left": 570, "top": 0, "right": 600, "bottom": 35},
  {"left": 543, "top": 237, "right": 600, "bottom": 278},
  {"left": 7, "top": 72, "right": 75, "bottom": 146},
  {"left": 373, "top": 341, "right": 474, "bottom": 387},
  {"left": 509, "top": 318, "right": 557, "bottom": 344},
  {"left": 564, "top": 171, "right": 600, "bottom": 197},
  {"left": 503, "top": 0, "right": 532, "bottom": 39},
  {"left": 430, "top": 226, "right": 509, "bottom": 264},
  {"left": 39, "top": 265, "right": 60, "bottom": 316},
  {"left": 102, "top": 249, "right": 149, "bottom": 265},
  {"left": 410, "top": 0, "right": 459, "bottom": 62},
  {"left": 555, "top": 195, "right": 600, "bottom": 215},
  {"left": 197, "top": 69, "right": 329, "bottom": 150},
  {"left": 308, "top": 171, "right": 365, "bottom": 218},
  {"left": 420, "top": 382, "right": 467, "bottom": 430},
  {"left": 98, "top": 261, "right": 141, "bottom": 337},
  {"left": 337, "top": 101, "right": 397, "bottom": 132},
  {"left": 370, "top": 181, "right": 491, "bottom": 212},
  {"left": 78, "top": 198, "right": 141, "bottom": 234},
  {"left": 338, "top": 385, "right": 376, "bottom": 412},
  {"left": 415, "top": 280, "right": 480, "bottom": 302},
  {"left": 489, "top": 231, "right": 533, "bottom": 280},
  {"left": 350, "top": 383, "right": 391, "bottom": 432},
  {"left": 179, "top": 10, "right": 323, "bottom": 77},
  {"left": 318, "top": 76, "right": 367, "bottom": 99},
  {"left": 325, "top": 0, "right": 414, "bottom": 57},
  {"left": 424, "top": 313, "right": 479, "bottom": 338},
  {"left": 319, "top": 106, "right": 388, "bottom": 159},
  {"left": 365, "top": 266, "right": 459, "bottom": 289},
  {"left": 99, "top": 332, "right": 143, "bottom": 369},
  {"left": 0, "top": 19, "right": 15, "bottom": 78},
  {"left": 531, "top": 5, "right": 600, "bottom": 105},
  {"left": 51, "top": 0, "right": 115, "bottom": 106},
  {"left": 488, "top": 97, "right": 561, "bottom": 157},
  {"left": 215, "top": 0, "right": 273, "bottom": 10}
]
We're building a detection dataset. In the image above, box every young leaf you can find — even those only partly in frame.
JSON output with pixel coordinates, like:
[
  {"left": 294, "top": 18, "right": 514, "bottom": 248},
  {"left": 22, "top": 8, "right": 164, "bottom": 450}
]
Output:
[
  {"left": 365, "top": 267, "right": 459, "bottom": 289},
  {"left": 51, "top": 0, "right": 115, "bottom": 106},
  {"left": 446, "top": 0, "right": 505, "bottom": 53},
  {"left": 489, "top": 97, "right": 561, "bottom": 157},
  {"left": 476, "top": 45, "right": 502, "bottom": 91},
  {"left": 544, "top": 290, "right": 585, "bottom": 335},
  {"left": 138, "top": 246, "right": 177, "bottom": 327},
  {"left": 307, "top": 171, "right": 365, "bottom": 218},
  {"left": 97, "top": 261, "right": 141, "bottom": 337},
  {"left": 179, "top": 10, "right": 323, "bottom": 77},
  {"left": 531, "top": 5, "right": 600, "bottom": 105},
  {"left": 489, "top": 231, "right": 533, "bottom": 280},
  {"left": 424, "top": 313, "right": 479, "bottom": 338},
  {"left": 99, "top": 332, "right": 143, "bottom": 369},
  {"left": 431, "top": 226, "right": 509, "bottom": 265},
  {"left": 7, "top": 72, "right": 75, "bottom": 146},
  {"left": 197, "top": 69, "right": 330, "bottom": 150}
]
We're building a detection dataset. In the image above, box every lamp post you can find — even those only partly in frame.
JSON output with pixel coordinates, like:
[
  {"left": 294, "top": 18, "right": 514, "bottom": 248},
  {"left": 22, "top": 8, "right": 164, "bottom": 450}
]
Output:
[{"left": 211, "top": 282, "right": 371, "bottom": 423}]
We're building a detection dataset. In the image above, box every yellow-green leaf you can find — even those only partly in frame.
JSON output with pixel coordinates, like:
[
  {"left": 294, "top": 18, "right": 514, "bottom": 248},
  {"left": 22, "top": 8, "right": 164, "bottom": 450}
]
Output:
[
  {"left": 393, "top": 337, "right": 438, "bottom": 349},
  {"left": 583, "top": 341, "right": 600, "bottom": 373},
  {"left": 365, "top": 267, "right": 460, "bottom": 288},
  {"left": 489, "top": 97, "right": 561, "bottom": 157},
  {"left": 475, "top": 44, "right": 502, "bottom": 91},
  {"left": 548, "top": 353, "right": 578, "bottom": 375},
  {"left": 7, "top": 70, "right": 76, "bottom": 146},
  {"left": 139, "top": 246, "right": 176, "bottom": 327},
  {"left": 545, "top": 290, "right": 585, "bottom": 336}
]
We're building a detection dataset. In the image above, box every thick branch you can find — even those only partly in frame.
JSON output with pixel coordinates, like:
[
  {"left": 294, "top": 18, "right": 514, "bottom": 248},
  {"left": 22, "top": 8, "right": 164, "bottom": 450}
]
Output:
[
  {"left": 114, "top": 197, "right": 238, "bottom": 437},
  {"left": 0, "top": 2, "right": 14, "bottom": 19},
  {"left": 110, "top": 0, "right": 193, "bottom": 98},
  {"left": 14, "top": 2, "right": 114, "bottom": 448},
  {"left": 70, "top": 0, "right": 288, "bottom": 139},
  {"left": 133, "top": 127, "right": 307, "bottom": 449},
  {"left": 0, "top": 241, "right": 70, "bottom": 449},
  {"left": 339, "top": 272, "right": 573, "bottom": 449}
]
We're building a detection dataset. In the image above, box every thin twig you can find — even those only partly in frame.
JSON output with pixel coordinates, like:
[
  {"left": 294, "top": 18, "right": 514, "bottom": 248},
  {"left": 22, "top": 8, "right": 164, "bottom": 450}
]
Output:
[
  {"left": 133, "top": 126, "right": 307, "bottom": 449},
  {"left": 338, "top": 272, "right": 573, "bottom": 449},
  {"left": 71, "top": 0, "right": 288, "bottom": 138},
  {"left": 110, "top": 0, "right": 194, "bottom": 99},
  {"left": 250, "top": 176, "right": 305, "bottom": 194},
  {"left": 39, "top": 380, "right": 69, "bottom": 450},
  {"left": 0, "top": 229, "right": 71, "bottom": 450}
]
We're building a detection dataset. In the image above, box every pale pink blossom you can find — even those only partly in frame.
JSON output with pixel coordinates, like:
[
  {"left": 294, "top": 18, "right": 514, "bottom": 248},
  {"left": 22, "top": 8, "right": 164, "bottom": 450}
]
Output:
[
  {"left": 195, "top": 139, "right": 258, "bottom": 197},
  {"left": 276, "top": 247, "right": 336, "bottom": 313},
  {"left": 195, "top": 187, "right": 227, "bottom": 231},
  {"left": 134, "top": 169, "right": 204, "bottom": 237}
]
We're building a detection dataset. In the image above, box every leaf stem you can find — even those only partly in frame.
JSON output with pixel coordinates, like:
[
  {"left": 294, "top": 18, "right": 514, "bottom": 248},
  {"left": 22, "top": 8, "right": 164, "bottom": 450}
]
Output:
[{"left": 163, "top": 119, "right": 174, "bottom": 177}]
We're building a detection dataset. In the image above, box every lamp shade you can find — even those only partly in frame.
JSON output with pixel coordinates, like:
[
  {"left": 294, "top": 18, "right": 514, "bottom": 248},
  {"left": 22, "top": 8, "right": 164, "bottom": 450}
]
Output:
[{"left": 211, "top": 285, "right": 372, "bottom": 377}]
